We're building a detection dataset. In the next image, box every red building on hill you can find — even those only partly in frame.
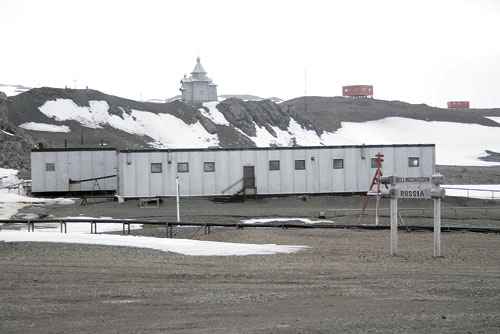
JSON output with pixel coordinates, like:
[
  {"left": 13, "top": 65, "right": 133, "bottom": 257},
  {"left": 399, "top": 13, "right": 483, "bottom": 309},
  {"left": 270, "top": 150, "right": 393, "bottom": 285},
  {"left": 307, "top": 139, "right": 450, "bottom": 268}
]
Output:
[
  {"left": 447, "top": 101, "right": 470, "bottom": 109},
  {"left": 342, "top": 85, "right": 373, "bottom": 98}
]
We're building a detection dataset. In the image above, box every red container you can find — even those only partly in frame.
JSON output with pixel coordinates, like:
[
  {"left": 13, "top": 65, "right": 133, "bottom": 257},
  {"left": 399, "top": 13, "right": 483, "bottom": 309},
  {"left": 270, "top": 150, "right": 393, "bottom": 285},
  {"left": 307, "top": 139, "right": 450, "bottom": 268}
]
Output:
[
  {"left": 447, "top": 101, "right": 470, "bottom": 109},
  {"left": 342, "top": 85, "right": 373, "bottom": 97}
]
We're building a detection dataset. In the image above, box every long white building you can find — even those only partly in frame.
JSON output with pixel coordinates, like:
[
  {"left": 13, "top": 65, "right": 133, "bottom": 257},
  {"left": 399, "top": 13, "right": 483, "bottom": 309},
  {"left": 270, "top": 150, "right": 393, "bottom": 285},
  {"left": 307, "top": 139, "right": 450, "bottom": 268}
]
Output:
[
  {"left": 119, "top": 144, "right": 434, "bottom": 197},
  {"left": 31, "top": 144, "right": 435, "bottom": 197}
]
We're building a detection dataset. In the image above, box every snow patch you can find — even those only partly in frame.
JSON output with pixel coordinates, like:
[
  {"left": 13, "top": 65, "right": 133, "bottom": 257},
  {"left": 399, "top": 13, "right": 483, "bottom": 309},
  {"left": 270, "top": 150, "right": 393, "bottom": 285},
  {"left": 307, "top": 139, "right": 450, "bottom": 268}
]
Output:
[
  {"left": 19, "top": 122, "right": 70, "bottom": 133},
  {"left": 443, "top": 184, "right": 500, "bottom": 199},
  {"left": 0, "top": 231, "right": 308, "bottom": 256},
  {"left": 38, "top": 99, "right": 110, "bottom": 129},
  {"left": 242, "top": 217, "right": 334, "bottom": 224},
  {"left": 0, "top": 192, "right": 74, "bottom": 205},
  {"left": 0, "top": 168, "right": 74, "bottom": 219},
  {"left": 321, "top": 117, "right": 500, "bottom": 166},
  {"left": 238, "top": 116, "right": 500, "bottom": 166},
  {"left": 240, "top": 118, "right": 325, "bottom": 147},
  {"left": 0, "top": 84, "right": 30, "bottom": 96},
  {"left": 486, "top": 117, "right": 500, "bottom": 125},
  {"left": 200, "top": 102, "right": 230, "bottom": 126},
  {"left": 37, "top": 99, "right": 219, "bottom": 148},
  {"left": 127, "top": 109, "right": 219, "bottom": 148},
  {"left": 1, "top": 129, "right": 14, "bottom": 136}
]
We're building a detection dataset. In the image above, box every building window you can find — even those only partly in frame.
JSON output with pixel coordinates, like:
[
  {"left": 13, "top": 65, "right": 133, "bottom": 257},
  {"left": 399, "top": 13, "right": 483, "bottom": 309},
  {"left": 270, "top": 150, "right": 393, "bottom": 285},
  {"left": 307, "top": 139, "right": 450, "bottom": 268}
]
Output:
[
  {"left": 333, "top": 159, "right": 344, "bottom": 169},
  {"left": 269, "top": 160, "right": 280, "bottom": 171},
  {"left": 408, "top": 157, "right": 420, "bottom": 167},
  {"left": 150, "top": 163, "right": 162, "bottom": 173},
  {"left": 295, "top": 160, "right": 306, "bottom": 170},
  {"left": 45, "top": 163, "right": 55, "bottom": 172},
  {"left": 371, "top": 158, "right": 379, "bottom": 168},
  {"left": 177, "top": 162, "right": 189, "bottom": 173},
  {"left": 204, "top": 162, "right": 215, "bottom": 172}
]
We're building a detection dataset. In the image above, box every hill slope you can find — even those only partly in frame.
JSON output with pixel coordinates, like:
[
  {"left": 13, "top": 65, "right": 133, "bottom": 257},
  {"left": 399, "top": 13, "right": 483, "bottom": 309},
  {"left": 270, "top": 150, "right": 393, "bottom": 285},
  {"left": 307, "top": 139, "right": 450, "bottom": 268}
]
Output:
[{"left": 2, "top": 87, "right": 500, "bottom": 177}]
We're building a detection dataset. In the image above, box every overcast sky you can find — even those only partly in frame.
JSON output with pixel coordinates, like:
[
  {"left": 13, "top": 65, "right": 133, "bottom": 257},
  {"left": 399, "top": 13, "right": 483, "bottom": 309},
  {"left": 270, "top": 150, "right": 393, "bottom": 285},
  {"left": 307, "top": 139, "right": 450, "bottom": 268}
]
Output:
[{"left": 1, "top": 0, "right": 499, "bottom": 108}]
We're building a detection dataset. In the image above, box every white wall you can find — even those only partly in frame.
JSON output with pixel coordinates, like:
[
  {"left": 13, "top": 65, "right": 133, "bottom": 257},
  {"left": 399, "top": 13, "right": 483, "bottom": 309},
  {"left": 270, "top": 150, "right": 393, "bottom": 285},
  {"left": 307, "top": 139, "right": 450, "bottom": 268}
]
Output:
[
  {"left": 31, "top": 149, "right": 117, "bottom": 193},
  {"left": 118, "top": 145, "right": 435, "bottom": 197}
]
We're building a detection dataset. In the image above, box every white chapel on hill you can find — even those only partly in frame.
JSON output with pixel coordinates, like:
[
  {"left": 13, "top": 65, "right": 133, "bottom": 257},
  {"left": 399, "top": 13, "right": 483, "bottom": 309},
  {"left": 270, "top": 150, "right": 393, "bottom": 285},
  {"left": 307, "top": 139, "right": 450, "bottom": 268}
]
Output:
[{"left": 180, "top": 57, "right": 218, "bottom": 105}]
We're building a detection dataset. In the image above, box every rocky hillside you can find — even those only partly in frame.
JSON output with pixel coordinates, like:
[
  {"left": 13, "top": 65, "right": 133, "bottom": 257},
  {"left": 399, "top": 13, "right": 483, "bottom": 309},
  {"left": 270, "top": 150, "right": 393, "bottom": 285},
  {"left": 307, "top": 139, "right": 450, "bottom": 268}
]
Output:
[{"left": 2, "top": 87, "right": 500, "bottom": 177}]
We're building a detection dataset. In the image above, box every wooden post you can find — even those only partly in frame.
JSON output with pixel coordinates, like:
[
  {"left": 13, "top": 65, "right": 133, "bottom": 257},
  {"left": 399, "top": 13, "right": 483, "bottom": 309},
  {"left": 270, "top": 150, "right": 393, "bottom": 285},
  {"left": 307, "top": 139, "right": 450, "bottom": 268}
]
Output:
[
  {"left": 390, "top": 197, "right": 398, "bottom": 256},
  {"left": 433, "top": 198, "right": 442, "bottom": 257}
]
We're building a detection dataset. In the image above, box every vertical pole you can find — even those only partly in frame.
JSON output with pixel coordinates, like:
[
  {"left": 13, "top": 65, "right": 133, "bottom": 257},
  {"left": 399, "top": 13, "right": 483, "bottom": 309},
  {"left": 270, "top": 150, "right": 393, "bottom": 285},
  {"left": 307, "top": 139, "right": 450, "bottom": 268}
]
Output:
[
  {"left": 390, "top": 197, "right": 398, "bottom": 256},
  {"left": 176, "top": 176, "right": 180, "bottom": 223},
  {"left": 375, "top": 195, "right": 380, "bottom": 226},
  {"left": 433, "top": 197, "right": 442, "bottom": 257}
]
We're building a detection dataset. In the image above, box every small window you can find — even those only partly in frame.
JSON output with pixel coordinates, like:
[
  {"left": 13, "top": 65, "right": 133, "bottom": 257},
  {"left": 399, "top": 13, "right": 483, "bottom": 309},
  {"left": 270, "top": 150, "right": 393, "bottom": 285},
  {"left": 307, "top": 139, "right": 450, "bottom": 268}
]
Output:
[
  {"left": 371, "top": 158, "right": 379, "bottom": 168},
  {"left": 408, "top": 157, "right": 420, "bottom": 167},
  {"left": 45, "top": 163, "right": 55, "bottom": 172},
  {"left": 177, "top": 162, "right": 189, "bottom": 173},
  {"left": 333, "top": 159, "right": 344, "bottom": 169},
  {"left": 204, "top": 162, "right": 215, "bottom": 172},
  {"left": 295, "top": 160, "right": 306, "bottom": 170},
  {"left": 150, "top": 163, "right": 162, "bottom": 173},
  {"left": 269, "top": 160, "right": 280, "bottom": 171}
]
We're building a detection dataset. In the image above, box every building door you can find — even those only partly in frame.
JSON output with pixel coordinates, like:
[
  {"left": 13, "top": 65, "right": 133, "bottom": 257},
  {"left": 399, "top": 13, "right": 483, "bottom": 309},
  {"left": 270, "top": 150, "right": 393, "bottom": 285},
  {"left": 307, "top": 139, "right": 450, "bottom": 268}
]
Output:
[{"left": 243, "top": 166, "right": 255, "bottom": 188}]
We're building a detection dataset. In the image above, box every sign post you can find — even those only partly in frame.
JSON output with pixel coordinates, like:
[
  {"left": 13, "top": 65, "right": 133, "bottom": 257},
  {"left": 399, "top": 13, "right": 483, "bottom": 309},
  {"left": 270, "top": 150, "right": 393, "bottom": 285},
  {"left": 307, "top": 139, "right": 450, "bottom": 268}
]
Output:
[
  {"left": 431, "top": 174, "right": 445, "bottom": 257},
  {"left": 382, "top": 174, "right": 444, "bottom": 257},
  {"left": 390, "top": 195, "right": 398, "bottom": 256}
]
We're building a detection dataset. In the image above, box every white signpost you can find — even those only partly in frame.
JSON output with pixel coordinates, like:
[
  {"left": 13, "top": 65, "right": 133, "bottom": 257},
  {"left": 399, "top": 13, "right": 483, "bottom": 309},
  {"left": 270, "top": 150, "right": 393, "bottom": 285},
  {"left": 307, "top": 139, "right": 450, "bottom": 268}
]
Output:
[{"left": 382, "top": 174, "right": 445, "bottom": 257}]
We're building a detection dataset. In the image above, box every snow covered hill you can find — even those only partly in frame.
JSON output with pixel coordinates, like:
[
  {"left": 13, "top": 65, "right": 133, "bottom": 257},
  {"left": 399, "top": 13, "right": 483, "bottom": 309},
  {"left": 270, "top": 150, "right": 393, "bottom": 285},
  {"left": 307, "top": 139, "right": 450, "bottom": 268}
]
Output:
[
  {"left": 2, "top": 87, "right": 500, "bottom": 174},
  {"left": 0, "top": 83, "right": 31, "bottom": 96}
]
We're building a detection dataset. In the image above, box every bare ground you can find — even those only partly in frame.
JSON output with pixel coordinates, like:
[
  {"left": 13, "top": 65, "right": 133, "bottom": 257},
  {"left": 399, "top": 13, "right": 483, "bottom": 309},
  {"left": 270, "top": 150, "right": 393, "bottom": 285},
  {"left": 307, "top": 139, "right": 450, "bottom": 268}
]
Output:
[{"left": 1, "top": 196, "right": 500, "bottom": 333}]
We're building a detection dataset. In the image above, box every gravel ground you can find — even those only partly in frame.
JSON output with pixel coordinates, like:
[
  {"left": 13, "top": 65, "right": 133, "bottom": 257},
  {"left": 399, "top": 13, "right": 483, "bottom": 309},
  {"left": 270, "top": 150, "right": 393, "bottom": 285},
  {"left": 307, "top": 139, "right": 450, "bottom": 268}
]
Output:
[{"left": 2, "top": 196, "right": 500, "bottom": 333}]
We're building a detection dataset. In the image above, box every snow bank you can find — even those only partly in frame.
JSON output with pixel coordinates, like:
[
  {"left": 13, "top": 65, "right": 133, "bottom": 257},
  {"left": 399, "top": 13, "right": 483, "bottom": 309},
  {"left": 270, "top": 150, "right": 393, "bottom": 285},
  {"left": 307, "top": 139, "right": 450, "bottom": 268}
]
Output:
[
  {"left": 0, "top": 193, "right": 74, "bottom": 219},
  {"left": 236, "top": 116, "right": 500, "bottom": 166},
  {"left": 241, "top": 118, "right": 324, "bottom": 147},
  {"left": 200, "top": 102, "right": 230, "bottom": 126},
  {"left": 321, "top": 117, "right": 500, "bottom": 166},
  {"left": 39, "top": 99, "right": 110, "bottom": 129},
  {"left": 0, "top": 231, "right": 308, "bottom": 256},
  {"left": 0, "top": 167, "right": 18, "bottom": 181},
  {"left": 0, "top": 167, "right": 74, "bottom": 219},
  {"left": 0, "top": 191, "right": 74, "bottom": 205},
  {"left": 0, "top": 84, "right": 30, "bottom": 96},
  {"left": 37, "top": 99, "right": 219, "bottom": 148},
  {"left": 443, "top": 184, "right": 500, "bottom": 199},
  {"left": 19, "top": 122, "right": 70, "bottom": 133},
  {"left": 128, "top": 109, "right": 219, "bottom": 148},
  {"left": 486, "top": 117, "right": 500, "bottom": 125},
  {"left": 242, "top": 217, "right": 333, "bottom": 224}
]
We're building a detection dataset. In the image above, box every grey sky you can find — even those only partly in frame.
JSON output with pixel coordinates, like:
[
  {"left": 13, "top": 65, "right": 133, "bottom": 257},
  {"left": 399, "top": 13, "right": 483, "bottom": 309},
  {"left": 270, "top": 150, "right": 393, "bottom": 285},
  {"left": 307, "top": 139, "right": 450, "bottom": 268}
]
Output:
[{"left": 1, "top": 0, "right": 499, "bottom": 108}]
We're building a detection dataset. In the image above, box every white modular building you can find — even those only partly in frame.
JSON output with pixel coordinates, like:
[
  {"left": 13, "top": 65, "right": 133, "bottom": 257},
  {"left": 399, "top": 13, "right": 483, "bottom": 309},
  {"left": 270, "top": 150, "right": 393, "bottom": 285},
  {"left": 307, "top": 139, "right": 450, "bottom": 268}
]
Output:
[
  {"left": 118, "top": 144, "right": 435, "bottom": 198},
  {"left": 31, "top": 148, "right": 118, "bottom": 194}
]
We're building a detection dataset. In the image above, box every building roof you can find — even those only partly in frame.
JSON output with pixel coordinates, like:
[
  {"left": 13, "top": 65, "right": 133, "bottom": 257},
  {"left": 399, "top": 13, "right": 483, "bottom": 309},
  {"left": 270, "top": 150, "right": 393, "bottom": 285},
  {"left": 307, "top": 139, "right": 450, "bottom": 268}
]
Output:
[
  {"left": 119, "top": 144, "right": 435, "bottom": 154},
  {"left": 31, "top": 144, "right": 435, "bottom": 153},
  {"left": 191, "top": 57, "right": 207, "bottom": 74},
  {"left": 181, "top": 57, "right": 216, "bottom": 83}
]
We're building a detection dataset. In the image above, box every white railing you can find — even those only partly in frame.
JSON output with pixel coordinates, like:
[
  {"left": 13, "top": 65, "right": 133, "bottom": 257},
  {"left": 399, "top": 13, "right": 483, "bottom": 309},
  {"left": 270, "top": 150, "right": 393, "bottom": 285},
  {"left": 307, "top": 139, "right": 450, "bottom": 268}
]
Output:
[{"left": 442, "top": 186, "right": 500, "bottom": 200}]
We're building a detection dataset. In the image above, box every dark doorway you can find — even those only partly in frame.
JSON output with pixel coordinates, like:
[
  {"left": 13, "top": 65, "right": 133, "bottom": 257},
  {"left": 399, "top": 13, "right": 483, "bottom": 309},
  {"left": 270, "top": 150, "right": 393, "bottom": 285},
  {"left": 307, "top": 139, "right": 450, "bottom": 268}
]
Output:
[{"left": 243, "top": 166, "right": 255, "bottom": 188}]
